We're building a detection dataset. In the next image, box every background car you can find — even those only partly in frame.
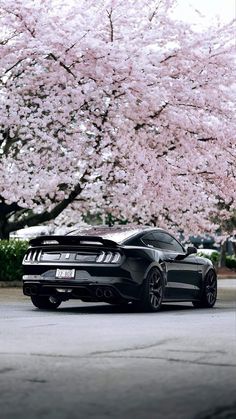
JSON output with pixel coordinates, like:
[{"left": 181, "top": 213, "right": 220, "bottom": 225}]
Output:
[
  {"left": 22, "top": 225, "right": 217, "bottom": 312},
  {"left": 10, "top": 225, "right": 53, "bottom": 240}
]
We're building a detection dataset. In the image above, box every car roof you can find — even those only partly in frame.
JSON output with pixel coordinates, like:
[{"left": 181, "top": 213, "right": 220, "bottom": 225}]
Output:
[{"left": 68, "top": 225, "right": 164, "bottom": 244}]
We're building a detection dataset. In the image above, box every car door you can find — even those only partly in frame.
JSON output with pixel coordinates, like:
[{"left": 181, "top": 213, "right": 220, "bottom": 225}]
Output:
[{"left": 142, "top": 232, "right": 201, "bottom": 300}]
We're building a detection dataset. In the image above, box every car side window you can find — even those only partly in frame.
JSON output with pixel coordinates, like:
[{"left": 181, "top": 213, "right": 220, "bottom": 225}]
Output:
[
  {"left": 141, "top": 233, "right": 159, "bottom": 248},
  {"left": 154, "top": 232, "right": 184, "bottom": 252},
  {"left": 142, "top": 232, "right": 184, "bottom": 253}
]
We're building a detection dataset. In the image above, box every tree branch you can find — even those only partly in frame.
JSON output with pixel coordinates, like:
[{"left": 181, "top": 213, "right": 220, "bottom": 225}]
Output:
[
  {"left": 177, "top": 171, "right": 215, "bottom": 176},
  {"left": 0, "top": 201, "right": 23, "bottom": 216},
  {"left": 148, "top": 1, "right": 162, "bottom": 22},
  {"left": 4, "top": 58, "right": 26, "bottom": 75},
  {"left": 47, "top": 53, "right": 76, "bottom": 78},
  {"left": 2, "top": 9, "right": 36, "bottom": 37},
  {"left": 134, "top": 102, "right": 168, "bottom": 131},
  {"left": 5, "top": 183, "right": 83, "bottom": 235},
  {"left": 197, "top": 137, "right": 217, "bottom": 142},
  {"left": 160, "top": 54, "right": 177, "bottom": 63},
  {"left": 106, "top": 9, "right": 114, "bottom": 42},
  {"left": 0, "top": 30, "right": 20, "bottom": 46}
]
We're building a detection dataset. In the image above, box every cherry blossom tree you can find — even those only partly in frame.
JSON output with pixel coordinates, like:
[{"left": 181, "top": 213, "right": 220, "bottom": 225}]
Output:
[{"left": 0, "top": 0, "right": 235, "bottom": 239}]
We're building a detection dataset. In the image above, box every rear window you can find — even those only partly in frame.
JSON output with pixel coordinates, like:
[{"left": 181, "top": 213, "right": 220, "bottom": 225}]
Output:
[{"left": 68, "top": 226, "right": 144, "bottom": 244}]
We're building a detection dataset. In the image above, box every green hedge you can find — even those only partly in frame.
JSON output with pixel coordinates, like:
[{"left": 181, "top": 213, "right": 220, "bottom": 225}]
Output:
[
  {"left": 197, "top": 251, "right": 236, "bottom": 269},
  {"left": 0, "top": 240, "right": 29, "bottom": 281},
  {"left": 225, "top": 256, "right": 236, "bottom": 269}
]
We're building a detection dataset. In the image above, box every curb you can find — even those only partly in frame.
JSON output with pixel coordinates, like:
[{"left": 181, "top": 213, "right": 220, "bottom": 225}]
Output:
[{"left": 0, "top": 281, "right": 22, "bottom": 288}]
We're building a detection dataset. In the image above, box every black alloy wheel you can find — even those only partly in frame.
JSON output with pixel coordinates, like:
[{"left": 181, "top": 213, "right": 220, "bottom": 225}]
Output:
[
  {"left": 139, "top": 268, "right": 164, "bottom": 312},
  {"left": 31, "top": 295, "right": 62, "bottom": 310},
  {"left": 192, "top": 270, "right": 217, "bottom": 308}
]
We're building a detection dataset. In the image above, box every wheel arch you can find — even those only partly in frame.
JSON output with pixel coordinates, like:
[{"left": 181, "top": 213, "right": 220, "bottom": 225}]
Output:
[
  {"left": 193, "top": 266, "right": 217, "bottom": 308},
  {"left": 143, "top": 262, "right": 166, "bottom": 283},
  {"left": 203, "top": 266, "right": 217, "bottom": 283}
]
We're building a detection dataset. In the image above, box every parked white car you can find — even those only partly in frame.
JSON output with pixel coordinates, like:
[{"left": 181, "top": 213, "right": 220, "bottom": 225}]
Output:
[{"left": 10, "top": 226, "right": 53, "bottom": 240}]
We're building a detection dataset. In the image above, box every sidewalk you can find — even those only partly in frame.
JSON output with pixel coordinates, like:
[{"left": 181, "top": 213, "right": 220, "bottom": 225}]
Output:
[
  {"left": 0, "top": 281, "right": 22, "bottom": 287},
  {"left": 217, "top": 267, "right": 236, "bottom": 279}
]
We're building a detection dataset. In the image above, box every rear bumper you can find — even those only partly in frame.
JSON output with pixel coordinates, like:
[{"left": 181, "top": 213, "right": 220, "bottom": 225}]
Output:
[
  {"left": 23, "top": 276, "right": 141, "bottom": 301},
  {"left": 22, "top": 260, "right": 146, "bottom": 302}
]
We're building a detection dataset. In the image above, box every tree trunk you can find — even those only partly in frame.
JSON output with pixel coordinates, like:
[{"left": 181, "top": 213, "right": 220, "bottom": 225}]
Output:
[
  {"left": 231, "top": 241, "right": 236, "bottom": 258},
  {"left": 218, "top": 240, "right": 227, "bottom": 268},
  {"left": 0, "top": 215, "right": 9, "bottom": 240}
]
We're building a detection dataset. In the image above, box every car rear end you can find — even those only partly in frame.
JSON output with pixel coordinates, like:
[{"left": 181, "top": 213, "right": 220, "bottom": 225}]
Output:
[{"left": 22, "top": 235, "right": 142, "bottom": 304}]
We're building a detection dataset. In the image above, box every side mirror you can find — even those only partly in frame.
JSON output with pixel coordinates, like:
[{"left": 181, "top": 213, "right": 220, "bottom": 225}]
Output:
[
  {"left": 186, "top": 246, "right": 197, "bottom": 255},
  {"left": 175, "top": 245, "right": 197, "bottom": 260}
]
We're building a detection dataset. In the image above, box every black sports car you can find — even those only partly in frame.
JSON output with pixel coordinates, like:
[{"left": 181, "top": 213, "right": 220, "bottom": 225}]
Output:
[{"left": 22, "top": 225, "right": 217, "bottom": 312}]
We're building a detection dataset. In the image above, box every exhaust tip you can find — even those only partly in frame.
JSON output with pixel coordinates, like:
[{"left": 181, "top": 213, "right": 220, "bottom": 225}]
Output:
[
  {"left": 24, "top": 285, "right": 38, "bottom": 296},
  {"left": 104, "top": 289, "right": 114, "bottom": 299},
  {"left": 95, "top": 288, "right": 104, "bottom": 298}
]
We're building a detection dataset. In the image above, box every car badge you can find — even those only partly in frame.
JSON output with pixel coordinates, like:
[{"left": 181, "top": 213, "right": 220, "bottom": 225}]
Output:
[{"left": 65, "top": 253, "right": 70, "bottom": 259}]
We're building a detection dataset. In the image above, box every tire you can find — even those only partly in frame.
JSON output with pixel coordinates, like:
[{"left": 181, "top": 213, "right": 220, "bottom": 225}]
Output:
[
  {"left": 31, "top": 295, "right": 61, "bottom": 310},
  {"left": 138, "top": 268, "right": 164, "bottom": 312},
  {"left": 192, "top": 270, "right": 217, "bottom": 308}
]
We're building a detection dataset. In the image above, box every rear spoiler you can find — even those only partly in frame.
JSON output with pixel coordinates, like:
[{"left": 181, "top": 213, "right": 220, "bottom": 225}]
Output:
[{"left": 29, "top": 235, "right": 119, "bottom": 248}]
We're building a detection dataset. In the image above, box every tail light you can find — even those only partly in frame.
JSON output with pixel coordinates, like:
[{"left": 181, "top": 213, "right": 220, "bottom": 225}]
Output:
[
  {"left": 96, "top": 251, "right": 121, "bottom": 264},
  {"left": 24, "top": 249, "right": 42, "bottom": 262},
  {"left": 24, "top": 249, "right": 122, "bottom": 264}
]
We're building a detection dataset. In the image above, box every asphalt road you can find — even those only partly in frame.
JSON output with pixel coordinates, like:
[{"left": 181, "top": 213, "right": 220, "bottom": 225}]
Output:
[{"left": 0, "top": 280, "right": 235, "bottom": 419}]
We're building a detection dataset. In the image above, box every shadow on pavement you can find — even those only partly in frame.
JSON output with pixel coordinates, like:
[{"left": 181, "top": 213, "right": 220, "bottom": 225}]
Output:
[{"left": 47, "top": 302, "right": 197, "bottom": 315}]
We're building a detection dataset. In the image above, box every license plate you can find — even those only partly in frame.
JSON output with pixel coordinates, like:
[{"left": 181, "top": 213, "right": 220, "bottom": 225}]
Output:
[{"left": 56, "top": 269, "right": 75, "bottom": 279}]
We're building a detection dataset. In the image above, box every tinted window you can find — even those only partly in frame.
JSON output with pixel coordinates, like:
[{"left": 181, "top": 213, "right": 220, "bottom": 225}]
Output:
[
  {"left": 68, "top": 226, "right": 147, "bottom": 244},
  {"left": 141, "top": 233, "right": 159, "bottom": 248},
  {"left": 142, "top": 232, "right": 184, "bottom": 253}
]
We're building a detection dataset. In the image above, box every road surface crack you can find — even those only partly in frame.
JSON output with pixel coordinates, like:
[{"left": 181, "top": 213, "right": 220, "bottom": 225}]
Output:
[
  {"left": 90, "top": 339, "right": 176, "bottom": 356},
  {"left": 1, "top": 352, "right": 235, "bottom": 368}
]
